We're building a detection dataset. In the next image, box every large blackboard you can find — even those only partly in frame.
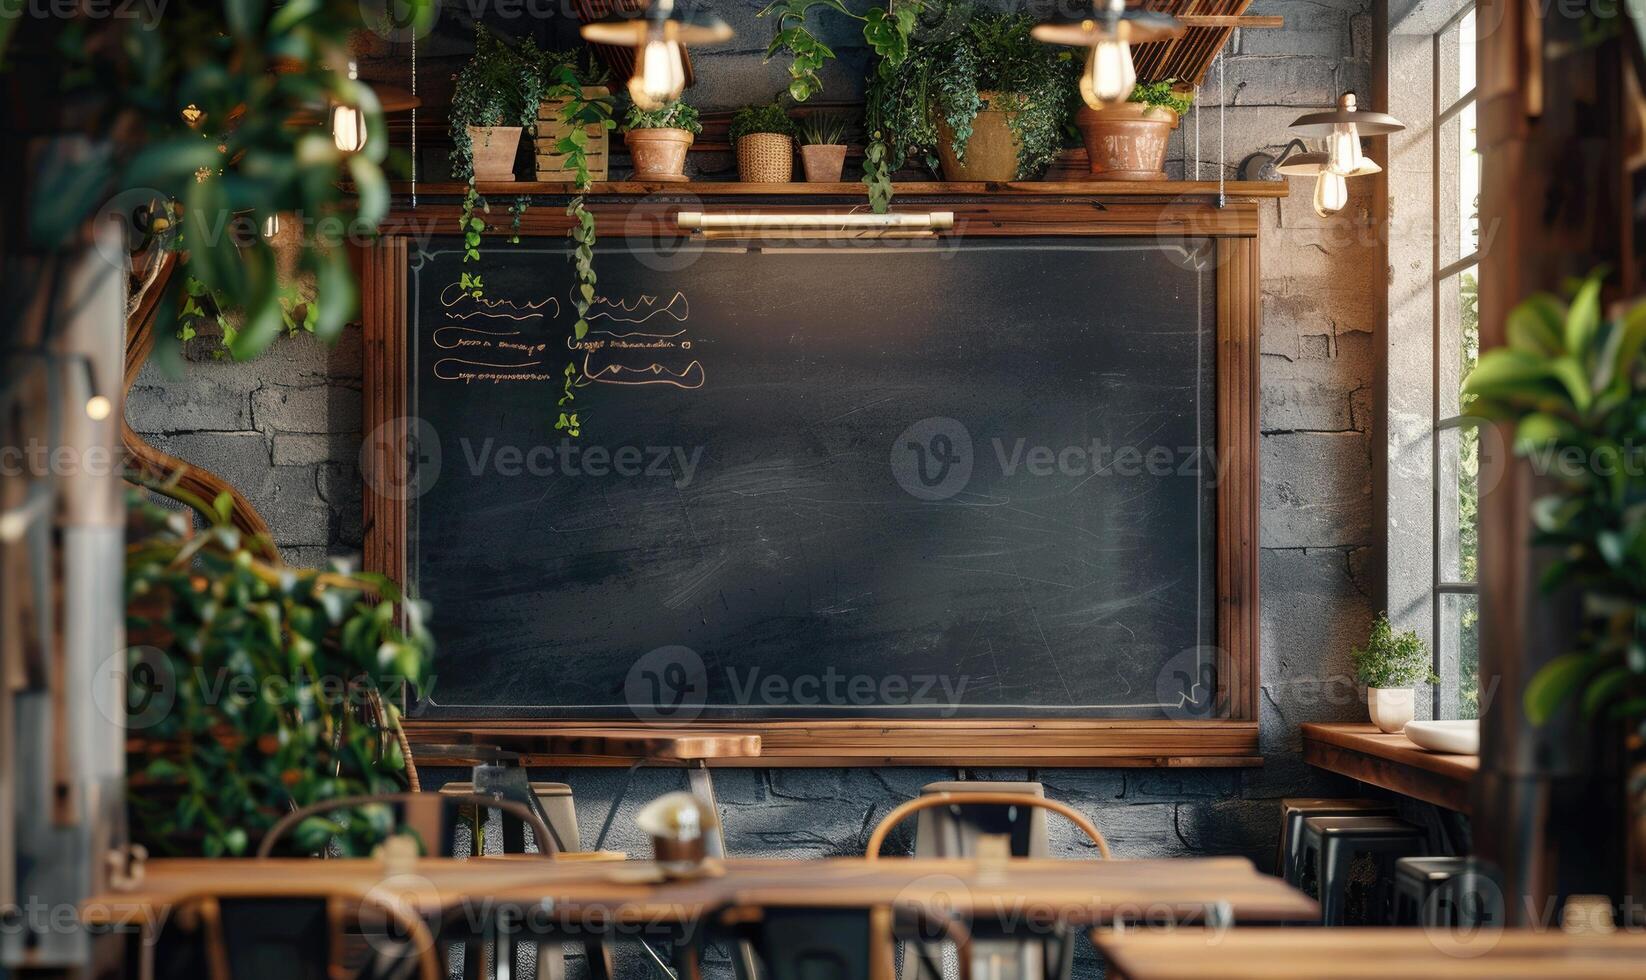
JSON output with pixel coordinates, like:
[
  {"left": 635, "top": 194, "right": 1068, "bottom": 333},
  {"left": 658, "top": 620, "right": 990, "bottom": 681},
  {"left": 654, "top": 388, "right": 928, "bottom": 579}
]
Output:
[{"left": 405, "top": 235, "right": 1219, "bottom": 719}]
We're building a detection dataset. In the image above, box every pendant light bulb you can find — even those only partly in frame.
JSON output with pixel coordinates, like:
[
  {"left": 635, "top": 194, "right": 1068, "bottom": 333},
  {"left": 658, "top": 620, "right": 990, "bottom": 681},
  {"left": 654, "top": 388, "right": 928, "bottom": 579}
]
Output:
[
  {"left": 1080, "top": 37, "right": 1137, "bottom": 108},
  {"left": 332, "top": 60, "right": 367, "bottom": 153},
  {"left": 629, "top": 31, "right": 686, "bottom": 110},
  {"left": 1323, "top": 92, "right": 1364, "bottom": 175},
  {"left": 1313, "top": 171, "right": 1349, "bottom": 216}
]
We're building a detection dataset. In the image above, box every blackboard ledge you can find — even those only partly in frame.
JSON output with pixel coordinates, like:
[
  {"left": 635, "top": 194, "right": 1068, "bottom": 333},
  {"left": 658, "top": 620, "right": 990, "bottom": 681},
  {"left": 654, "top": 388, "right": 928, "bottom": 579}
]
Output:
[{"left": 402, "top": 718, "right": 1261, "bottom": 768}]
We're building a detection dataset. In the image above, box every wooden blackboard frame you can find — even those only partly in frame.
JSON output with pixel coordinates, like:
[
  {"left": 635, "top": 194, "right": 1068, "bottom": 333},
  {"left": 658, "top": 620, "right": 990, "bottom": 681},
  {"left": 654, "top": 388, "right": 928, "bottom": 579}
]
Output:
[{"left": 360, "top": 191, "right": 1262, "bottom": 767}]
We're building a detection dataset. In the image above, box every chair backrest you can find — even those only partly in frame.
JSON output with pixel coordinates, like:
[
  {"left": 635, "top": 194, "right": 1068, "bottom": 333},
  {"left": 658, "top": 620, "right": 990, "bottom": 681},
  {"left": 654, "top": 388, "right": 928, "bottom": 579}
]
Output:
[
  {"left": 715, "top": 903, "right": 973, "bottom": 980},
  {"left": 256, "top": 792, "right": 557, "bottom": 859},
  {"left": 157, "top": 887, "right": 439, "bottom": 980},
  {"left": 912, "top": 781, "right": 1049, "bottom": 859},
  {"left": 867, "top": 792, "right": 1111, "bottom": 860}
]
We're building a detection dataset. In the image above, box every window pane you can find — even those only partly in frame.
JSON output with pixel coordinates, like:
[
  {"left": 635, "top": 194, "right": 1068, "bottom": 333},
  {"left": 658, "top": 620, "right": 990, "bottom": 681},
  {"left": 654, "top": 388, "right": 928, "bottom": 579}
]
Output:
[
  {"left": 1437, "top": 9, "right": 1479, "bottom": 264},
  {"left": 1438, "top": 423, "right": 1479, "bottom": 583},
  {"left": 1438, "top": 265, "right": 1480, "bottom": 419},
  {"left": 1438, "top": 592, "right": 1480, "bottom": 720}
]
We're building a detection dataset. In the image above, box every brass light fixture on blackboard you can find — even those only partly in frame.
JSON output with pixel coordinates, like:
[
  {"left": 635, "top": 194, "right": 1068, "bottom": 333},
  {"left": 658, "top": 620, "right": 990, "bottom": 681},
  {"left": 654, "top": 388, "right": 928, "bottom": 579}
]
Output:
[
  {"left": 581, "top": 0, "right": 733, "bottom": 110},
  {"left": 1031, "top": 0, "right": 1182, "bottom": 108}
]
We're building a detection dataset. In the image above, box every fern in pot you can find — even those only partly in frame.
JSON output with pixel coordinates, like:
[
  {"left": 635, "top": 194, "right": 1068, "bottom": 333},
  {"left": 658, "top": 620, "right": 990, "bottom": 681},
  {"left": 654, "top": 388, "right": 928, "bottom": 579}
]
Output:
[
  {"left": 450, "top": 27, "right": 548, "bottom": 267},
  {"left": 623, "top": 100, "right": 701, "bottom": 182},
  {"left": 798, "top": 112, "right": 850, "bottom": 182},
  {"left": 730, "top": 102, "right": 798, "bottom": 183},
  {"left": 1353, "top": 614, "right": 1439, "bottom": 733},
  {"left": 1074, "top": 80, "right": 1193, "bottom": 181},
  {"left": 865, "top": 6, "right": 1076, "bottom": 184}
]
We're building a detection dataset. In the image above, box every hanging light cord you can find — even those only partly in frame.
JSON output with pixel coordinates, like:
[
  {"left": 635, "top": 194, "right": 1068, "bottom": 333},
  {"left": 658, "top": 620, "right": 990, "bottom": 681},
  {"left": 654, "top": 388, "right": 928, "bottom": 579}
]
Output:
[
  {"left": 1217, "top": 52, "right": 1226, "bottom": 208},
  {"left": 411, "top": 33, "right": 418, "bottom": 209},
  {"left": 1193, "top": 83, "right": 1201, "bottom": 182}
]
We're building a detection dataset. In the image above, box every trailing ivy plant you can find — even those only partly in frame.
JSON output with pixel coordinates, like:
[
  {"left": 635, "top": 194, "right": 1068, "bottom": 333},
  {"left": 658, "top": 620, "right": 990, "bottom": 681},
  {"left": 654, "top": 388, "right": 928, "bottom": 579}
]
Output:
[
  {"left": 864, "top": 5, "right": 1074, "bottom": 199},
  {"left": 124, "top": 488, "right": 432, "bottom": 857},
  {"left": 758, "top": 0, "right": 927, "bottom": 211},
  {"left": 1463, "top": 274, "right": 1646, "bottom": 730},
  {"left": 449, "top": 26, "right": 550, "bottom": 277}
]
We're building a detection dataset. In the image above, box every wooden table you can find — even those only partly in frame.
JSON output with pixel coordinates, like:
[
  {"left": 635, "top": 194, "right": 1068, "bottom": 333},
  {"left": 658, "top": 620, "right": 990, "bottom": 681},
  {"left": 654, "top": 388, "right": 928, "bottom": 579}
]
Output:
[
  {"left": 1094, "top": 927, "right": 1646, "bottom": 978},
  {"left": 1301, "top": 722, "right": 1478, "bottom": 813},
  {"left": 82, "top": 855, "right": 1317, "bottom": 931}
]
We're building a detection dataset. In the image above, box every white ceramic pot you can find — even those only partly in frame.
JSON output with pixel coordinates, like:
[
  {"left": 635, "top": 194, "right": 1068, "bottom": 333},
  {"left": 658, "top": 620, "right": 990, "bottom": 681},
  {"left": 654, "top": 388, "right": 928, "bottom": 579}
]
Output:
[{"left": 1367, "top": 687, "right": 1416, "bottom": 734}]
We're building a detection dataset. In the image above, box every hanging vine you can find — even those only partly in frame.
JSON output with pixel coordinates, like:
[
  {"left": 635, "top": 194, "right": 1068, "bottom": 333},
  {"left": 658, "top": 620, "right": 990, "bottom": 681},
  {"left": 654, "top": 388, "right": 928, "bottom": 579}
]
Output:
[{"left": 758, "top": 0, "right": 927, "bottom": 212}]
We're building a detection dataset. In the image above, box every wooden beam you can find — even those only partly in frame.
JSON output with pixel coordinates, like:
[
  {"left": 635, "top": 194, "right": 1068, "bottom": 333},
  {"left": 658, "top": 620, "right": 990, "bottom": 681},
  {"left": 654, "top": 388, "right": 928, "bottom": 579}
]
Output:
[{"left": 1178, "top": 15, "right": 1283, "bottom": 28}]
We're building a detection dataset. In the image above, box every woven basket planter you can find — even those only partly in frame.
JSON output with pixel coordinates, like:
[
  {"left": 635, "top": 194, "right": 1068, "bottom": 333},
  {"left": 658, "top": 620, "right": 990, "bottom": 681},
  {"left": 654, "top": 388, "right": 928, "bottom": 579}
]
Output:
[
  {"left": 737, "top": 132, "right": 794, "bottom": 183},
  {"left": 535, "top": 86, "right": 611, "bottom": 182}
]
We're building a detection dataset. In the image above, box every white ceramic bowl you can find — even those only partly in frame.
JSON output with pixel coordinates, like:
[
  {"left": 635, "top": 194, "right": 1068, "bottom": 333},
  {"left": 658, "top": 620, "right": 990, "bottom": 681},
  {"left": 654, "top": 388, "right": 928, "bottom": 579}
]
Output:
[{"left": 1402, "top": 719, "right": 1479, "bottom": 755}]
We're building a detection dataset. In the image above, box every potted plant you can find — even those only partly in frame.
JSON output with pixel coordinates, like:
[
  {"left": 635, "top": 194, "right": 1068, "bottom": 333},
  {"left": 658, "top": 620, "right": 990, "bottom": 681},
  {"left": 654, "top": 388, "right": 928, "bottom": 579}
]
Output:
[
  {"left": 450, "top": 26, "right": 548, "bottom": 185},
  {"left": 1352, "top": 614, "right": 1439, "bottom": 734},
  {"left": 797, "top": 111, "right": 850, "bottom": 182},
  {"left": 623, "top": 100, "right": 701, "bottom": 182},
  {"left": 865, "top": 7, "right": 1076, "bottom": 184},
  {"left": 1076, "top": 80, "right": 1193, "bottom": 181},
  {"left": 731, "top": 101, "right": 798, "bottom": 182},
  {"left": 535, "top": 48, "right": 613, "bottom": 182}
]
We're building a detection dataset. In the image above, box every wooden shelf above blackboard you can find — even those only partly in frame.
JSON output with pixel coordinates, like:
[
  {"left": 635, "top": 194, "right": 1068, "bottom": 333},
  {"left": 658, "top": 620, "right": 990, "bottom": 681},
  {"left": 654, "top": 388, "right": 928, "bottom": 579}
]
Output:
[{"left": 387, "top": 180, "right": 1289, "bottom": 200}]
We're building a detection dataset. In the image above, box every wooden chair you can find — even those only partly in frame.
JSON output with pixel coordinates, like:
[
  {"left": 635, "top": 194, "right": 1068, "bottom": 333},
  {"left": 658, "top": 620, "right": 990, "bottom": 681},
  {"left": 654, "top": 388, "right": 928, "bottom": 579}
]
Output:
[
  {"left": 867, "top": 791, "right": 1111, "bottom": 980},
  {"left": 702, "top": 902, "right": 975, "bottom": 980},
  {"left": 151, "top": 886, "right": 440, "bottom": 980},
  {"left": 256, "top": 792, "right": 558, "bottom": 859}
]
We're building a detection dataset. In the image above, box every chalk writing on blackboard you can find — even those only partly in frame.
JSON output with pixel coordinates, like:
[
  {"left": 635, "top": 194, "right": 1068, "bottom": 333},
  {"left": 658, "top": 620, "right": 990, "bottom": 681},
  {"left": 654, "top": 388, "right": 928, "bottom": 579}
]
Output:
[
  {"left": 440, "top": 281, "right": 559, "bottom": 321},
  {"left": 585, "top": 288, "right": 689, "bottom": 323}
]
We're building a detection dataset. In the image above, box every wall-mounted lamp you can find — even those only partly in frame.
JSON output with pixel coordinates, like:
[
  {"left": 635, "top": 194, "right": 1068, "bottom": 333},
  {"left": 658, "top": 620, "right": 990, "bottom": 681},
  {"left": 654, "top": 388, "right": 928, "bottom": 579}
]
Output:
[
  {"left": 581, "top": 0, "right": 733, "bottom": 110},
  {"left": 331, "top": 60, "right": 368, "bottom": 153},
  {"left": 1288, "top": 93, "right": 1403, "bottom": 176},
  {"left": 1239, "top": 138, "right": 1383, "bottom": 218},
  {"left": 1031, "top": 0, "right": 1182, "bottom": 108}
]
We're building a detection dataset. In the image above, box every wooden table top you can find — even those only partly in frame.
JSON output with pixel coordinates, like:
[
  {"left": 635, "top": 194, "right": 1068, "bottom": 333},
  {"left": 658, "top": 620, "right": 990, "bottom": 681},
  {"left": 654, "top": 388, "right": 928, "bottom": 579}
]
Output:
[
  {"left": 1300, "top": 722, "right": 1478, "bottom": 813},
  {"left": 1095, "top": 927, "right": 1646, "bottom": 979},
  {"left": 82, "top": 856, "right": 1316, "bottom": 929},
  {"left": 404, "top": 724, "right": 763, "bottom": 765}
]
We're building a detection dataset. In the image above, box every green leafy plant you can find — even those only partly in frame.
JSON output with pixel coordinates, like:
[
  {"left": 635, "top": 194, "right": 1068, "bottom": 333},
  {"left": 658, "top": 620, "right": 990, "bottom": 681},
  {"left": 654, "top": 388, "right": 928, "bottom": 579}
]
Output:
[
  {"left": 449, "top": 26, "right": 550, "bottom": 268},
  {"left": 759, "top": 0, "right": 925, "bottom": 102},
  {"left": 623, "top": 100, "right": 703, "bottom": 133},
  {"left": 1463, "top": 274, "right": 1646, "bottom": 726},
  {"left": 798, "top": 111, "right": 851, "bottom": 145},
  {"left": 13, "top": 1, "right": 427, "bottom": 366},
  {"left": 1353, "top": 614, "right": 1440, "bottom": 689},
  {"left": 1129, "top": 79, "right": 1193, "bottom": 116},
  {"left": 124, "top": 489, "right": 431, "bottom": 858},
  {"left": 864, "top": 5, "right": 1076, "bottom": 202},
  {"left": 730, "top": 102, "right": 799, "bottom": 141},
  {"left": 541, "top": 52, "right": 617, "bottom": 438}
]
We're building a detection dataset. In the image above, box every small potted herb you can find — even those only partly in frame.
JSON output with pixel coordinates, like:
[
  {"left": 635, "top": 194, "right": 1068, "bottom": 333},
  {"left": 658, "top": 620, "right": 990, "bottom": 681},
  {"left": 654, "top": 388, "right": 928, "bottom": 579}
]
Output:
[
  {"left": 797, "top": 112, "right": 849, "bottom": 182},
  {"left": 730, "top": 102, "right": 798, "bottom": 183},
  {"left": 450, "top": 26, "right": 548, "bottom": 184},
  {"left": 1076, "top": 80, "right": 1193, "bottom": 181},
  {"left": 1352, "top": 614, "right": 1439, "bottom": 734},
  {"left": 622, "top": 100, "right": 701, "bottom": 182}
]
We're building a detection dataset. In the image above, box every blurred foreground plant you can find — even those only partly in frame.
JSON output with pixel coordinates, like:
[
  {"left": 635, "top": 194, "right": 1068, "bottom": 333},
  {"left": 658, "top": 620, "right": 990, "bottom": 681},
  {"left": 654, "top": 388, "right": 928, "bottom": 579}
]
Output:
[
  {"left": 124, "top": 488, "right": 431, "bottom": 857},
  {"left": 1462, "top": 274, "right": 1646, "bottom": 728}
]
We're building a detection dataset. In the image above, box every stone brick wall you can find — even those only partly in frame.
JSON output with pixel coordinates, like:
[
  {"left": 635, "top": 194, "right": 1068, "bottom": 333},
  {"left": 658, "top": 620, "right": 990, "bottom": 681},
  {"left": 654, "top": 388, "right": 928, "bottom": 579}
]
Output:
[{"left": 129, "top": 2, "right": 1378, "bottom": 971}]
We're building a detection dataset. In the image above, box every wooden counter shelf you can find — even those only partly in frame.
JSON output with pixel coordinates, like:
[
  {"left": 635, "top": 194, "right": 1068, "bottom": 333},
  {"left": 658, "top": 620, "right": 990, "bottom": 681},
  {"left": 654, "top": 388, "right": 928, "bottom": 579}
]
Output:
[
  {"left": 1301, "top": 722, "right": 1478, "bottom": 814},
  {"left": 387, "top": 179, "right": 1289, "bottom": 200}
]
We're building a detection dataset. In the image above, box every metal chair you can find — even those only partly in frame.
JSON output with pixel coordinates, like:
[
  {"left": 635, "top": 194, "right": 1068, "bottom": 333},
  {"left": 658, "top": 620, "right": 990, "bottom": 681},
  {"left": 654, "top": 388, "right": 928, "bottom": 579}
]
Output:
[
  {"left": 706, "top": 902, "right": 975, "bottom": 980},
  {"left": 1299, "top": 814, "right": 1427, "bottom": 925},
  {"left": 1277, "top": 798, "right": 1396, "bottom": 886},
  {"left": 867, "top": 791, "right": 1110, "bottom": 980},
  {"left": 150, "top": 886, "right": 440, "bottom": 980},
  {"left": 1394, "top": 856, "right": 1502, "bottom": 928}
]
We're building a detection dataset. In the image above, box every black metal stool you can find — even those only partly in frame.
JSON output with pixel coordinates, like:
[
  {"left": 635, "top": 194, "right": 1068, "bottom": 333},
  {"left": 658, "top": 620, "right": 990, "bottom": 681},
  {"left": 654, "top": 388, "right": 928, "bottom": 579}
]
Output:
[
  {"left": 1300, "top": 815, "right": 1427, "bottom": 925},
  {"left": 1393, "top": 856, "right": 1502, "bottom": 928},
  {"left": 1278, "top": 798, "right": 1395, "bottom": 887}
]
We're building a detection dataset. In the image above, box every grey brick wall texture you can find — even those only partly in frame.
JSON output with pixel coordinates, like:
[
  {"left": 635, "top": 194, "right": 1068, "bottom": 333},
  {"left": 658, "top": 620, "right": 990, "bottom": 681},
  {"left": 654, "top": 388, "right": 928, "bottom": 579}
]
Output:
[{"left": 127, "top": 4, "right": 1376, "bottom": 974}]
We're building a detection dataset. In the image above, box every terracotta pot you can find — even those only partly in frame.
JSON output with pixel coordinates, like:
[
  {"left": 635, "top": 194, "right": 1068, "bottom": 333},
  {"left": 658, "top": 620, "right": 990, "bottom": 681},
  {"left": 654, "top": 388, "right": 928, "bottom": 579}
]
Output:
[
  {"left": 1075, "top": 103, "right": 1178, "bottom": 181},
  {"left": 800, "top": 144, "right": 847, "bottom": 182},
  {"left": 625, "top": 127, "right": 694, "bottom": 182},
  {"left": 737, "top": 132, "right": 794, "bottom": 183},
  {"left": 935, "top": 90, "right": 1024, "bottom": 182},
  {"left": 1367, "top": 687, "right": 1416, "bottom": 735},
  {"left": 467, "top": 125, "right": 523, "bottom": 183}
]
